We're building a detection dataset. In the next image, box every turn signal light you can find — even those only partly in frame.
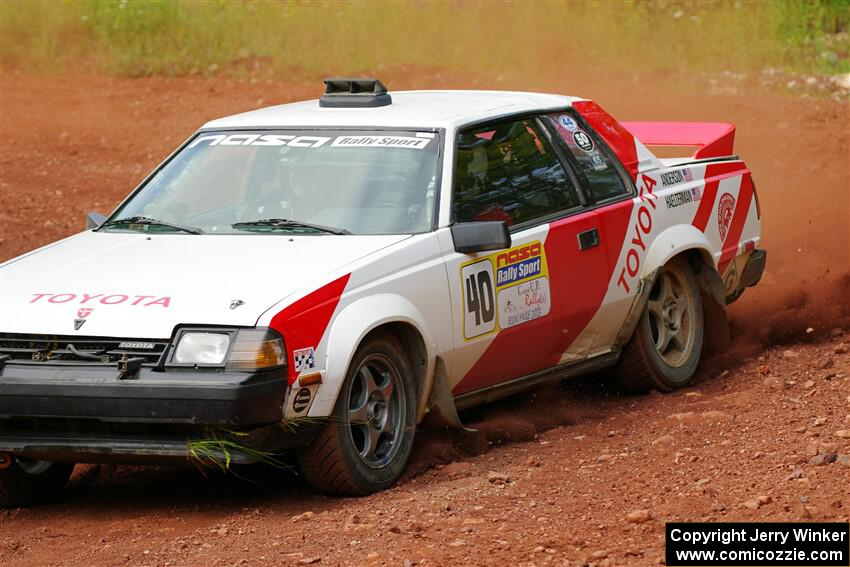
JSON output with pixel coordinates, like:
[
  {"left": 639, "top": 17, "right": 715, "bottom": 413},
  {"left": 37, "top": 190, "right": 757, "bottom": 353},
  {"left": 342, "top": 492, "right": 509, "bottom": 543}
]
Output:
[{"left": 226, "top": 330, "right": 286, "bottom": 370}]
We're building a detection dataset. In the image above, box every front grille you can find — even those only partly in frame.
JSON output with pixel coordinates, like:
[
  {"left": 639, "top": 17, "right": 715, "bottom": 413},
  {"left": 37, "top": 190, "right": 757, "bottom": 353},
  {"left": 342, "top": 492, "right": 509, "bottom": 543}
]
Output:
[{"left": 0, "top": 333, "right": 170, "bottom": 366}]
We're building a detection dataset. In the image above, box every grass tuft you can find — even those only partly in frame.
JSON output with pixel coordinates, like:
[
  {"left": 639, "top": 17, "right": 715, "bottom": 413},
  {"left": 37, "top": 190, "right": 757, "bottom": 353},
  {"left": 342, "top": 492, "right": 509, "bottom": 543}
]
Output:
[
  {"left": 186, "top": 429, "right": 291, "bottom": 474},
  {"left": 1, "top": 0, "right": 847, "bottom": 79}
]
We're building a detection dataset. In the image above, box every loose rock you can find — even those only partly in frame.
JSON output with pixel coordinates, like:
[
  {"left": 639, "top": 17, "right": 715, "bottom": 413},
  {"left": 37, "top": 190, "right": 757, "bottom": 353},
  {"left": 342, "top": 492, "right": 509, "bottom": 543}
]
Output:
[
  {"left": 784, "top": 468, "right": 804, "bottom": 481},
  {"left": 525, "top": 455, "right": 542, "bottom": 467},
  {"left": 487, "top": 471, "right": 511, "bottom": 485},
  {"left": 442, "top": 462, "right": 472, "bottom": 478},
  {"left": 291, "top": 511, "right": 314, "bottom": 523},
  {"left": 626, "top": 509, "right": 652, "bottom": 524},
  {"left": 809, "top": 453, "right": 837, "bottom": 466}
]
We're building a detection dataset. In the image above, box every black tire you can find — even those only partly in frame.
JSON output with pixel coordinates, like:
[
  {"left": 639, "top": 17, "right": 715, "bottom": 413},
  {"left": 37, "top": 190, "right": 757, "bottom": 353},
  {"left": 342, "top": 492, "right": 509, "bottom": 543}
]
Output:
[
  {"left": 615, "top": 256, "right": 704, "bottom": 393},
  {"left": 0, "top": 456, "right": 74, "bottom": 508},
  {"left": 297, "top": 332, "right": 416, "bottom": 496}
]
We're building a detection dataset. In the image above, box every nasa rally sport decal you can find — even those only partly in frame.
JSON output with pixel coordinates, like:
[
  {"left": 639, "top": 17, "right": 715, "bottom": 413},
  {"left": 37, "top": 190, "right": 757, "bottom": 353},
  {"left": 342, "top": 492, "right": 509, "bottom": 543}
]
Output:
[
  {"left": 460, "top": 241, "right": 551, "bottom": 340},
  {"left": 330, "top": 135, "right": 431, "bottom": 149},
  {"left": 717, "top": 192, "right": 736, "bottom": 240},
  {"left": 573, "top": 130, "right": 594, "bottom": 152},
  {"left": 187, "top": 133, "right": 432, "bottom": 150}
]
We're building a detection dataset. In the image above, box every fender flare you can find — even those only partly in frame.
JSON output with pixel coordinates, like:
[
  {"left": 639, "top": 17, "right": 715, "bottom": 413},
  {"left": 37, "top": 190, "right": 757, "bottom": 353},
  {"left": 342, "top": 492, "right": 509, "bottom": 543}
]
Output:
[
  {"left": 307, "top": 293, "right": 437, "bottom": 422},
  {"left": 615, "top": 224, "right": 728, "bottom": 353},
  {"left": 642, "top": 224, "right": 716, "bottom": 278}
]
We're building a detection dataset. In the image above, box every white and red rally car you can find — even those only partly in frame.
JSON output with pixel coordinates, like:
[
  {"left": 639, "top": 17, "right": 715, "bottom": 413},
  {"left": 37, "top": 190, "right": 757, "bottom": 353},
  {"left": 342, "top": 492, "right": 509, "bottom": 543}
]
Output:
[{"left": 0, "top": 79, "right": 765, "bottom": 505}]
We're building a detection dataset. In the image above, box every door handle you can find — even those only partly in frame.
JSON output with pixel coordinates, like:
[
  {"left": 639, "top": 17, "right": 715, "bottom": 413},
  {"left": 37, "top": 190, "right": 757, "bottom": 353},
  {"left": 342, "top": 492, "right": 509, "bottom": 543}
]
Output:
[{"left": 577, "top": 228, "right": 600, "bottom": 251}]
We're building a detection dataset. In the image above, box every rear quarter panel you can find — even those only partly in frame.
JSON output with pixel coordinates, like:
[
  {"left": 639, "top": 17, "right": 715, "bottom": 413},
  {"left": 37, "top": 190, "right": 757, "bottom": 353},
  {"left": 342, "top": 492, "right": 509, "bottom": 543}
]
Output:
[{"left": 564, "top": 102, "right": 761, "bottom": 359}]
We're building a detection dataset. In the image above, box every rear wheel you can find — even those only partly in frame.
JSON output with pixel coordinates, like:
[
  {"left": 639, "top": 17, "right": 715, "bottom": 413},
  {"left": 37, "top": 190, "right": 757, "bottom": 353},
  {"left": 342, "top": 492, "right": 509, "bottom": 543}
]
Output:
[
  {"left": 0, "top": 455, "right": 74, "bottom": 508},
  {"left": 615, "top": 256, "right": 704, "bottom": 393},
  {"left": 297, "top": 333, "right": 416, "bottom": 496}
]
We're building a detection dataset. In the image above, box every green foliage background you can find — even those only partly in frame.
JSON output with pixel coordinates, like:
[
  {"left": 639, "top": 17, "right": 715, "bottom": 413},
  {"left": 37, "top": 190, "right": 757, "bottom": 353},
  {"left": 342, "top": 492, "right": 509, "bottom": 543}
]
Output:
[{"left": 1, "top": 0, "right": 848, "bottom": 78}]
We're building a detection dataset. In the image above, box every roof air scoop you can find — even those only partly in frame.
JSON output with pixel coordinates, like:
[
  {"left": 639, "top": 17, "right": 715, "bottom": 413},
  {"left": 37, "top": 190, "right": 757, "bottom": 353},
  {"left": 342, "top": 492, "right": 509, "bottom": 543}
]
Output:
[{"left": 319, "top": 78, "right": 392, "bottom": 108}]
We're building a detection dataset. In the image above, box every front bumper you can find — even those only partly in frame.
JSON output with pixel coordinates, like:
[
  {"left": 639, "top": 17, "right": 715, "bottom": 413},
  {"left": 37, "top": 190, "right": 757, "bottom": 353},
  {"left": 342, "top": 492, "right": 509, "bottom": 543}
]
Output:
[{"left": 0, "top": 364, "right": 316, "bottom": 463}]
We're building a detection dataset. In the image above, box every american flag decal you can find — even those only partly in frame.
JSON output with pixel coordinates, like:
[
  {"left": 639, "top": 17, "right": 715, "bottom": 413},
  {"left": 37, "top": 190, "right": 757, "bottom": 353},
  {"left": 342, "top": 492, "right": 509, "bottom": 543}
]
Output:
[
  {"left": 691, "top": 186, "right": 702, "bottom": 201},
  {"left": 682, "top": 168, "right": 694, "bottom": 182}
]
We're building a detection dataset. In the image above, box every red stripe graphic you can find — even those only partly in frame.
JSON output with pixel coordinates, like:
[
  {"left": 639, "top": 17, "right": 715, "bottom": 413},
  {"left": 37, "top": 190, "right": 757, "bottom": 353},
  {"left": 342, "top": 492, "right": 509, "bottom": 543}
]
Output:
[
  {"left": 692, "top": 162, "right": 749, "bottom": 233},
  {"left": 717, "top": 175, "right": 754, "bottom": 276},
  {"left": 269, "top": 274, "right": 351, "bottom": 384},
  {"left": 693, "top": 179, "right": 720, "bottom": 233},
  {"left": 453, "top": 200, "right": 635, "bottom": 395}
]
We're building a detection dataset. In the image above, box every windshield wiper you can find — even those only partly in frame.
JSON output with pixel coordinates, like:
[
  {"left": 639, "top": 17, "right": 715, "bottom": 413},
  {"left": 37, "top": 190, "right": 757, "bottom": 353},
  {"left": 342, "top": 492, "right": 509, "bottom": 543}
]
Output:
[
  {"left": 231, "top": 218, "right": 350, "bottom": 235},
  {"left": 100, "top": 216, "right": 204, "bottom": 235}
]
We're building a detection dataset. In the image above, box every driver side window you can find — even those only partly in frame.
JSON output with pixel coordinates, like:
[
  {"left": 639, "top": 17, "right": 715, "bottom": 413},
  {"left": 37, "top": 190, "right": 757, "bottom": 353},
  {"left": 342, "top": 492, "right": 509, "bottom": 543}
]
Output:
[{"left": 453, "top": 118, "right": 581, "bottom": 227}]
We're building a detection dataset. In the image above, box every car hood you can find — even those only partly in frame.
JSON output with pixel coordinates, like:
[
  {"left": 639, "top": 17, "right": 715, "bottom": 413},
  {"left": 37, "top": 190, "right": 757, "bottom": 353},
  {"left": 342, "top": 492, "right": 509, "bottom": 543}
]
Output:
[{"left": 0, "top": 231, "right": 408, "bottom": 338}]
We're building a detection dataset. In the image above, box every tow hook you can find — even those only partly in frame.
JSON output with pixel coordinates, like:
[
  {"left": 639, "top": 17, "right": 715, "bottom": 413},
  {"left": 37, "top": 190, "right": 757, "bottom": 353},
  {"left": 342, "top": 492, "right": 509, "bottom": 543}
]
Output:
[
  {"left": 117, "top": 354, "right": 145, "bottom": 380},
  {"left": 0, "top": 453, "right": 12, "bottom": 470}
]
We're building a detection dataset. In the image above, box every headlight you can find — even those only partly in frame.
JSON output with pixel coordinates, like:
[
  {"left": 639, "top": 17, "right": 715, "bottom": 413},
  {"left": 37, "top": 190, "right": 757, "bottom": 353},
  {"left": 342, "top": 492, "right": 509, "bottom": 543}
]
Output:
[
  {"left": 173, "top": 332, "right": 230, "bottom": 365},
  {"left": 171, "top": 328, "right": 286, "bottom": 370}
]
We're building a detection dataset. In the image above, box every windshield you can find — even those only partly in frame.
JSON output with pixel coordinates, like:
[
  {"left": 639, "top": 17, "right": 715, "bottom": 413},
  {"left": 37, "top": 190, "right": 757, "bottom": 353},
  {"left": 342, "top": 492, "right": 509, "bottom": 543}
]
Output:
[{"left": 108, "top": 129, "right": 440, "bottom": 235}]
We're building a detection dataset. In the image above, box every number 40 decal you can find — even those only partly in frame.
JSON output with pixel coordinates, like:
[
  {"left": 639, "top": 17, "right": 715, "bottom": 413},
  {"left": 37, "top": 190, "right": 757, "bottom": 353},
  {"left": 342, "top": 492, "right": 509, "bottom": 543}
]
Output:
[{"left": 461, "top": 260, "right": 496, "bottom": 339}]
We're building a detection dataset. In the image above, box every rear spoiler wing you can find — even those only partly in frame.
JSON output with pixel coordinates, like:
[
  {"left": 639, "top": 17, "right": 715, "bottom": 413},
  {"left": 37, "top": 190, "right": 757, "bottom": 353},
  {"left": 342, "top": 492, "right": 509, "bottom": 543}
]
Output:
[{"left": 621, "top": 121, "right": 736, "bottom": 159}]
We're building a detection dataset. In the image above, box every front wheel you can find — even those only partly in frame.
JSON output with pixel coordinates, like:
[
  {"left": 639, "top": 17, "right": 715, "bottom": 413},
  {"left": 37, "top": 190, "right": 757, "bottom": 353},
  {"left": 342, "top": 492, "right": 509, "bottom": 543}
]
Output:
[
  {"left": 615, "top": 256, "right": 705, "bottom": 393},
  {"left": 0, "top": 455, "right": 74, "bottom": 508},
  {"left": 297, "top": 333, "right": 416, "bottom": 496}
]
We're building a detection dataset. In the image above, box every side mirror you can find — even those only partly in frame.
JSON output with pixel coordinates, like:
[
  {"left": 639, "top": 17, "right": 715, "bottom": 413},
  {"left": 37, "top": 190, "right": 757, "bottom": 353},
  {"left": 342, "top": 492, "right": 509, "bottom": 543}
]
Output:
[
  {"left": 451, "top": 221, "right": 511, "bottom": 254},
  {"left": 86, "top": 211, "right": 106, "bottom": 230}
]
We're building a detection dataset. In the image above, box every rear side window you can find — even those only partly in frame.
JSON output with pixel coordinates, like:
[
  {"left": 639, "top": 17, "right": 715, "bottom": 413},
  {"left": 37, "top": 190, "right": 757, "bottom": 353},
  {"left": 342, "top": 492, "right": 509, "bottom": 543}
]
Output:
[
  {"left": 548, "top": 113, "right": 630, "bottom": 203},
  {"left": 453, "top": 118, "right": 581, "bottom": 227}
]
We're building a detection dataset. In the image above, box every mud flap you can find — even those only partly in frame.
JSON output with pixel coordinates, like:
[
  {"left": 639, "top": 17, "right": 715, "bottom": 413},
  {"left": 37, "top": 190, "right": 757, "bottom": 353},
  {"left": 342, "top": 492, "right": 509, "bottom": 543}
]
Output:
[
  {"left": 613, "top": 269, "right": 657, "bottom": 351},
  {"left": 695, "top": 266, "right": 730, "bottom": 356},
  {"left": 426, "top": 358, "right": 476, "bottom": 432}
]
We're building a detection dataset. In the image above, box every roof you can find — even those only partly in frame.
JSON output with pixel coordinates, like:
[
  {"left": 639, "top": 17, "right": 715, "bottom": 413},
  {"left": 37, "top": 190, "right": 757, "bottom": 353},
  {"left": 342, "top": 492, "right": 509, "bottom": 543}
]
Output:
[{"left": 203, "top": 90, "right": 583, "bottom": 131}]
